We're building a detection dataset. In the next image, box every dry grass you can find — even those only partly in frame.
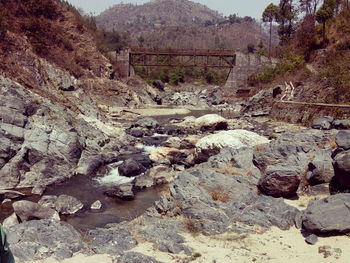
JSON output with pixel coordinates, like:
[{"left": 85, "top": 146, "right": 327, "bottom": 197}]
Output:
[
  {"left": 182, "top": 217, "right": 201, "bottom": 236},
  {"left": 205, "top": 186, "right": 232, "bottom": 203}
]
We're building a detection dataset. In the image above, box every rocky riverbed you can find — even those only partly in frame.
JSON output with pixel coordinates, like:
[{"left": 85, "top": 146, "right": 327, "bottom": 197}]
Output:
[{"left": 1, "top": 78, "right": 350, "bottom": 263}]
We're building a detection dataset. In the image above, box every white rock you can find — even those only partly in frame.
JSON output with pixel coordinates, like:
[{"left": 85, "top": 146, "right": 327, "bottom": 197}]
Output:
[
  {"left": 196, "top": 129, "right": 269, "bottom": 152},
  {"left": 194, "top": 114, "right": 227, "bottom": 128},
  {"left": 90, "top": 200, "right": 102, "bottom": 210}
]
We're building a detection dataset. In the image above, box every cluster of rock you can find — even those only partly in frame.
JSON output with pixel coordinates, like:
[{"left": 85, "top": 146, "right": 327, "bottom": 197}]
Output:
[
  {"left": 312, "top": 116, "right": 350, "bottom": 130},
  {"left": 2, "top": 100, "right": 350, "bottom": 262}
]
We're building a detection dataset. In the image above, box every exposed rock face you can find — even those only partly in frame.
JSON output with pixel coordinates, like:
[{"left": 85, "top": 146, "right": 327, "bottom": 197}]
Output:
[
  {"left": 333, "top": 119, "right": 350, "bottom": 130},
  {"left": 333, "top": 150, "right": 350, "bottom": 188},
  {"left": 150, "top": 147, "right": 189, "bottom": 166},
  {"left": 8, "top": 219, "right": 85, "bottom": 261},
  {"left": 302, "top": 194, "right": 350, "bottom": 233},
  {"left": 118, "top": 252, "right": 164, "bottom": 263},
  {"left": 54, "top": 195, "right": 84, "bottom": 215},
  {"left": 87, "top": 228, "right": 137, "bottom": 254},
  {"left": 12, "top": 200, "right": 60, "bottom": 222}
]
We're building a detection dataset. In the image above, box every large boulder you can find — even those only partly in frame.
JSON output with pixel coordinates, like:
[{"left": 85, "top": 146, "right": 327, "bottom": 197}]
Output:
[
  {"left": 105, "top": 183, "right": 135, "bottom": 200},
  {"left": 312, "top": 116, "right": 334, "bottom": 130},
  {"left": 8, "top": 219, "right": 84, "bottom": 261},
  {"left": 150, "top": 147, "right": 189, "bottom": 165},
  {"left": 302, "top": 194, "right": 350, "bottom": 233},
  {"left": 118, "top": 159, "right": 146, "bottom": 177},
  {"left": 333, "top": 150, "right": 350, "bottom": 188},
  {"left": 12, "top": 200, "right": 60, "bottom": 222},
  {"left": 194, "top": 114, "right": 228, "bottom": 131},
  {"left": 54, "top": 195, "right": 84, "bottom": 215},
  {"left": 196, "top": 130, "right": 269, "bottom": 160},
  {"left": 335, "top": 130, "right": 350, "bottom": 150},
  {"left": 258, "top": 164, "right": 301, "bottom": 197}
]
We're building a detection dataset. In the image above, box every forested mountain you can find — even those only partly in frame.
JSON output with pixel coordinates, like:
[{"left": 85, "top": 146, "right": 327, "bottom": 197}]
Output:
[{"left": 96, "top": 0, "right": 268, "bottom": 50}]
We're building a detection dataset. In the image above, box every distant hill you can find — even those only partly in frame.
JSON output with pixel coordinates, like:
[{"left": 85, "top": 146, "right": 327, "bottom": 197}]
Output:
[
  {"left": 96, "top": 0, "right": 222, "bottom": 32},
  {"left": 96, "top": 0, "right": 268, "bottom": 50}
]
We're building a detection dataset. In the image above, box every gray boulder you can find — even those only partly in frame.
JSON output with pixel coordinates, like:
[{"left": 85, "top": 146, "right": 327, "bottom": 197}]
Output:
[
  {"left": 307, "top": 150, "right": 334, "bottom": 185},
  {"left": 312, "top": 116, "right": 334, "bottom": 130},
  {"left": 336, "top": 130, "right": 350, "bottom": 150},
  {"left": 333, "top": 150, "right": 350, "bottom": 188},
  {"left": 87, "top": 228, "right": 137, "bottom": 254},
  {"left": 118, "top": 252, "right": 164, "bottom": 263},
  {"left": 302, "top": 194, "right": 350, "bottom": 233},
  {"left": 8, "top": 219, "right": 84, "bottom": 261},
  {"left": 54, "top": 195, "right": 84, "bottom": 215},
  {"left": 258, "top": 164, "right": 301, "bottom": 197},
  {"left": 105, "top": 183, "right": 135, "bottom": 200},
  {"left": 12, "top": 200, "right": 60, "bottom": 222}
]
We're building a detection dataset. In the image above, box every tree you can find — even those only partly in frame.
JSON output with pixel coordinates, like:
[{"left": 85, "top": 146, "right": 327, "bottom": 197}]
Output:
[
  {"left": 262, "top": 3, "right": 280, "bottom": 57},
  {"left": 278, "top": 0, "right": 298, "bottom": 43},
  {"left": 316, "top": 0, "right": 336, "bottom": 41}
]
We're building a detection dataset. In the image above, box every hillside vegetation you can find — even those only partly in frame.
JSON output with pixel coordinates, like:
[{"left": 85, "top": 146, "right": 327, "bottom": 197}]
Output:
[{"left": 252, "top": 0, "right": 350, "bottom": 104}]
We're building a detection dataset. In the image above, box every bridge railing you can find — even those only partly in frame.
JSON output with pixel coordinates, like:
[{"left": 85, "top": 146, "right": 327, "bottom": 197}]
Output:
[{"left": 129, "top": 47, "right": 236, "bottom": 57}]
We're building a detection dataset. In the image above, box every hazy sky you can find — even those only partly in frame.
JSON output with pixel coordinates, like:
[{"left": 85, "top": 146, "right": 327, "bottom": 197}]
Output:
[{"left": 66, "top": 0, "right": 280, "bottom": 19}]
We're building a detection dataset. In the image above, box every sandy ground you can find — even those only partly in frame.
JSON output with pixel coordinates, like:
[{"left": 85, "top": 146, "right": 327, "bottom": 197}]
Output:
[{"left": 24, "top": 226, "right": 350, "bottom": 263}]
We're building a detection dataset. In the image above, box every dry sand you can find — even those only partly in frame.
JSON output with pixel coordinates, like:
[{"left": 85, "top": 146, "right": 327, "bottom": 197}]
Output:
[{"left": 24, "top": 225, "right": 350, "bottom": 263}]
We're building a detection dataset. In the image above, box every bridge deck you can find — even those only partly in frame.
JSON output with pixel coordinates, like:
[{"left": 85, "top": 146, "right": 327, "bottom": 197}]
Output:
[{"left": 130, "top": 47, "right": 236, "bottom": 57}]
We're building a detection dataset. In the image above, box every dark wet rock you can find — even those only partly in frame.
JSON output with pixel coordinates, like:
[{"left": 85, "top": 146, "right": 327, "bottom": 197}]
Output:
[
  {"left": 129, "top": 128, "right": 144, "bottom": 138},
  {"left": 118, "top": 252, "right": 164, "bottom": 263},
  {"left": 225, "top": 192, "right": 300, "bottom": 230},
  {"left": 335, "top": 130, "right": 350, "bottom": 150},
  {"left": 54, "top": 195, "right": 84, "bottom": 215},
  {"left": 135, "top": 117, "right": 159, "bottom": 129},
  {"left": 118, "top": 159, "right": 146, "bottom": 177},
  {"left": 105, "top": 183, "right": 135, "bottom": 200},
  {"left": 302, "top": 194, "right": 350, "bottom": 233},
  {"left": 312, "top": 116, "right": 334, "bottom": 130},
  {"left": 307, "top": 150, "right": 334, "bottom": 185},
  {"left": 12, "top": 200, "right": 60, "bottom": 222},
  {"left": 305, "top": 234, "right": 318, "bottom": 245},
  {"left": 333, "top": 119, "right": 350, "bottom": 130},
  {"left": 7, "top": 219, "right": 84, "bottom": 261},
  {"left": 332, "top": 150, "right": 350, "bottom": 188},
  {"left": 258, "top": 164, "right": 301, "bottom": 197},
  {"left": 88, "top": 228, "right": 137, "bottom": 254}
]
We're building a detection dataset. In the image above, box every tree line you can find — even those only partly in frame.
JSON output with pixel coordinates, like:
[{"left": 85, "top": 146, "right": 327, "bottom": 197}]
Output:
[{"left": 262, "top": 0, "right": 349, "bottom": 56}]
